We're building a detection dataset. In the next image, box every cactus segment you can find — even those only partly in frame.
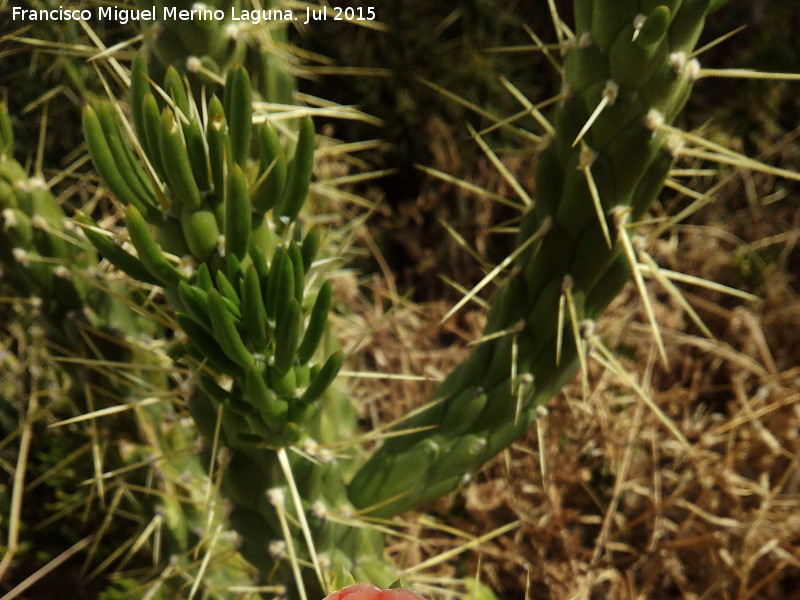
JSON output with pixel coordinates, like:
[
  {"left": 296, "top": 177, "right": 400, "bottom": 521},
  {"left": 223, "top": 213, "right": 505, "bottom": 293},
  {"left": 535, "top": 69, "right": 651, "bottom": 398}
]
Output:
[
  {"left": 177, "top": 280, "right": 213, "bottom": 331},
  {"left": 155, "top": 216, "right": 191, "bottom": 259},
  {"left": 591, "top": 0, "right": 640, "bottom": 51},
  {"left": 177, "top": 311, "right": 240, "bottom": 375},
  {"left": 287, "top": 240, "right": 305, "bottom": 305},
  {"left": 215, "top": 268, "right": 241, "bottom": 307},
  {"left": 75, "top": 212, "right": 161, "bottom": 286},
  {"left": 245, "top": 365, "right": 288, "bottom": 430},
  {"left": 242, "top": 266, "right": 269, "bottom": 349},
  {"left": 183, "top": 118, "right": 212, "bottom": 191},
  {"left": 252, "top": 121, "right": 287, "bottom": 214},
  {"left": 222, "top": 65, "right": 253, "bottom": 167},
  {"left": 348, "top": 0, "right": 719, "bottom": 519},
  {"left": 0, "top": 102, "right": 14, "bottom": 155},
  {"left": 708, "top": 0, "right": 731, "bottom": 11},
  {"left": 195, "top": 261, "right": 214, "bottom": 291},
  {"left": 300, "top": 350, "right": 343, "bottom": 406},
  {"left": 300, "top": 225, "right": 322, "bottom": 271},
  {"left": 269, "top": 362, "right": 297, "bottom": 397},
  {"left": 206, "top": 94, "right": 230, "bottom": 203},
  {"left": 129, "top": 50, "right": 149, "bottom": 145},
  {"left": 92, "top": 101, "right": 159, "bottom": 209},
  {"left": 225, "top": 162, "right": 252, "bottom": 260},
  {"left": 296, "top": 281, "right": 332, "bottom": 364},
  {"left": 164, "top": 65, "right": 191, "bottom": 119},
  {"left": 250, "top": 245, "right": 271, "bottom": 290},
  {"left": 273, "top": 299, "right": 302, "bottom": 376},
  {"left": 636, "top": 6, "right": 672, "bottom": 47},
  {"left": 207, "top": 287, "right": 255, "bottom": 368},
  {"left": 439, "top": 386, "right": 487, "bottom": 436},
  {"left": 158, "top": 107, "right": 202, "bottom": 210},
  {"left": 140, "top": 91, "right": 168, "bottom": 179},
  {"left": 265, "top": 247, "right": 293, "bottom": 321},
  {"left": 125, "top": 204, "right": 185, "bottom": 286},
  {"left": 180, "top": 203, "right": 219, "bottom": 262},
  {"left": 83, "top": 105, "right": 157, "bottom": 221},
  {"left": 277, "top": 116, "right": 315, "bottom": 222}
]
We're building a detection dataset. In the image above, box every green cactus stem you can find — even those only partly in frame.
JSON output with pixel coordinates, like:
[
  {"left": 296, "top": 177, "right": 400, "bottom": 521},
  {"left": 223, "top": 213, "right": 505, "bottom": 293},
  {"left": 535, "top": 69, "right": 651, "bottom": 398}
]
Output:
[
  {"left": 82, "top": 55, "right": 398, "bottom": 598},
  {"left": 348, "top": 0, "right": 728, "bottom": 518}
]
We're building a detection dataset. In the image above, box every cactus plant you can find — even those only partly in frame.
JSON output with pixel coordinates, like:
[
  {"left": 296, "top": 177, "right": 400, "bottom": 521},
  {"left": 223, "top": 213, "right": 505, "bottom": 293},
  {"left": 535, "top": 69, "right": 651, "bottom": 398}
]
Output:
[
  {"left": 348, "top": 0, "right": 733, "bottom": 517},
  {"left": 0, "top": 1, "right": 315, "bottom": 593},
  {"left": 81, "top": 51, "right": 399, "bottom": 598},
  {"left": 78, "top": 1, "right": 769, "bottom": 595},
  {"left": 132, "top": 0, "right": 296, "bottom": 103}
]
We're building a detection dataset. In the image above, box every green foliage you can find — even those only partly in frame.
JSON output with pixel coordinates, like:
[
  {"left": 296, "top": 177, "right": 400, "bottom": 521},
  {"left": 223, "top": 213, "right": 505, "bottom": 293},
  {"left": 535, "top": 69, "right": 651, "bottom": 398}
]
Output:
[
  {"left": 0, "top": 98, "right": 254, "bottom": 595},
  {"left": 132, "top": 0, "right": 295, "bottom": 103}
]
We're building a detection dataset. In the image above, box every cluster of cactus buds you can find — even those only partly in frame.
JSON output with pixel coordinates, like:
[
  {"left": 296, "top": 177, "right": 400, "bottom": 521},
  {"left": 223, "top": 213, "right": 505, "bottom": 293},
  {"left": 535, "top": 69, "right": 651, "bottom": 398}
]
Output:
[{"left": 82, "top": 53, "right": 340, "bottom": 446}]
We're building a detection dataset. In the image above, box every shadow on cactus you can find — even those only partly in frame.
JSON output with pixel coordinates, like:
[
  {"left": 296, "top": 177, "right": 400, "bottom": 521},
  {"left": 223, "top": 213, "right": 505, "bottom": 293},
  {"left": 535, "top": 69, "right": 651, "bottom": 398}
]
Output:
[{"left": 133, "top": 0, "right": 296, "bottom": 104}]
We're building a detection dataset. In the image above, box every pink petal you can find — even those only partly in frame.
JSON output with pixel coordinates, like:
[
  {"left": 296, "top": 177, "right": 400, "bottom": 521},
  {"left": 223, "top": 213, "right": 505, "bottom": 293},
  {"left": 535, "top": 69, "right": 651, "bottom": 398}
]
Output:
[{"left": 322, "top": 584, "right": 426, "bottom": 600}]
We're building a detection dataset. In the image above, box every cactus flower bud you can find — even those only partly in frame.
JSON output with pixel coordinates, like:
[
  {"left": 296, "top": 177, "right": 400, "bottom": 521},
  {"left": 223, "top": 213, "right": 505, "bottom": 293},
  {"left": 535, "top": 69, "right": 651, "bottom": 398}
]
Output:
[{"left": 323, "top": 583, "right": 426, "bottom": 600}]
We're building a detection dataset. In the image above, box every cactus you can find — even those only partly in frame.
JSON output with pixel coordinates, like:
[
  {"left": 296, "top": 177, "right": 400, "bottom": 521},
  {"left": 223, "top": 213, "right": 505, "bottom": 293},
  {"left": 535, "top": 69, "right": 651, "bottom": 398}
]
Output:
[
  {"left": 348, "top": 0, "right": 731, "bottom": 516},
  {"left": 81, "top": 0, "right": 753, "bottom": 594},
  {"left": 81, "top": 53, "right": 399, "bottom": 598},
  {"left": 8, "top": 0, "right": 797, "bottom": 597},
  {"left": 80, "top": 56, "right": 333, "bottom": 435},
  {"left": 133, "top": 0, "right": 296, "bottom": 103},
  {"left": 2, "top": 1, "right": 304, "bottom": 595}
]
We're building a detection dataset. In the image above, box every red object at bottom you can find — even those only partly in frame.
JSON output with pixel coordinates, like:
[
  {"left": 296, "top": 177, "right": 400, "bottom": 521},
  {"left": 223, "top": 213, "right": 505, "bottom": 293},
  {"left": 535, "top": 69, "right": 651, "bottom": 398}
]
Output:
[{"left": 323, "top": 583, "right": 426, "bottom": 600}]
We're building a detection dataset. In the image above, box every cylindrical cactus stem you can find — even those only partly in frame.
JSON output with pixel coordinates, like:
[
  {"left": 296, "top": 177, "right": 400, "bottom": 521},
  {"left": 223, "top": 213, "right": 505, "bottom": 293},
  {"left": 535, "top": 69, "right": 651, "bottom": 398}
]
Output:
[
  {"left": 347, "top": 0, "right": 724, "bottom": 518},
  {"left": 83, "top": 54, "right": 398, "bottom": 597}
]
